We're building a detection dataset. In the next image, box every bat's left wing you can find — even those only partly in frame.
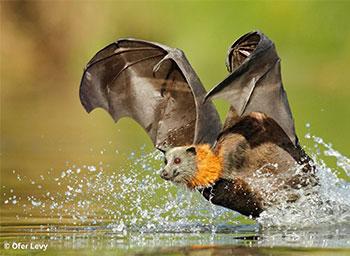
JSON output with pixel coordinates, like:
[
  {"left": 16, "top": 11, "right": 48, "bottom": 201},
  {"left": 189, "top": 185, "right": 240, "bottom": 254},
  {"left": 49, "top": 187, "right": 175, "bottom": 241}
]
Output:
[
  {"left": 205, "top": 31, "right": 297, "bottom": 146},
  {"left": 80, "top": 39, "right": 221, "bottom": 151}
]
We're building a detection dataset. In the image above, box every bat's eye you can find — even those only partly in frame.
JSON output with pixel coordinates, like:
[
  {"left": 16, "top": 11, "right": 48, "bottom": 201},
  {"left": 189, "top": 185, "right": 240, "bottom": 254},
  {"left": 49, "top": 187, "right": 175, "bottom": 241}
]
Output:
[
  {"left": 164, "top": 158, "right": 168, "bottom": 165},
  {"left": 174, "top": 157, "right": 181, "bottom": 164}
]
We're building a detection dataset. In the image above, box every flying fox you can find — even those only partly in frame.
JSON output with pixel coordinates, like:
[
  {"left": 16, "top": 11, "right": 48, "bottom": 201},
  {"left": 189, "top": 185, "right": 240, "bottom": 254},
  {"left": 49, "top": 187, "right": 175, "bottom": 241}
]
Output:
[{"left": 79, "top": 31, "right": 317, "bottom": 218}]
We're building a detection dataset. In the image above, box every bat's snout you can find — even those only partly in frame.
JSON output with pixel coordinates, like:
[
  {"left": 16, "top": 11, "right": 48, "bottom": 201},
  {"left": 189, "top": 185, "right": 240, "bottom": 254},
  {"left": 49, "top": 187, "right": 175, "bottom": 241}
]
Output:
[
  {"left": 160, "top": 169, "right": 171, "bottom": 180},
  {"left": 160, "top": 169, "right": 179, "bottom": 181}
]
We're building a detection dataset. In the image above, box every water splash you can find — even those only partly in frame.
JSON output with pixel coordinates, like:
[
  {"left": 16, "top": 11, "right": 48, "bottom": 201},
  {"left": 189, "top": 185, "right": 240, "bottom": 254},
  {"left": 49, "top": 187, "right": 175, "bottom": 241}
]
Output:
[
  {"left": 1, "top": 146, "right": 245, "bottom": 234},
  {"left": 2, "top": 125, "right": 350, "bottom": 232},
  {"left": 257, "top": 124, "right": 350, "bottom": 228}
]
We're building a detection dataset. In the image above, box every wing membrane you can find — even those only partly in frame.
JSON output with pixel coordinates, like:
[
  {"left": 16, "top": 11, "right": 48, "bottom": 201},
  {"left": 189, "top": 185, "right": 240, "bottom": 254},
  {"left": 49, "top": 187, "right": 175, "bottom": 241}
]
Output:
[
  {"left": 206, "top": 31, "right": 297, "bottom": 146},
  {"left": 80, "top": 39, "right": 221, "bottom": 150}
]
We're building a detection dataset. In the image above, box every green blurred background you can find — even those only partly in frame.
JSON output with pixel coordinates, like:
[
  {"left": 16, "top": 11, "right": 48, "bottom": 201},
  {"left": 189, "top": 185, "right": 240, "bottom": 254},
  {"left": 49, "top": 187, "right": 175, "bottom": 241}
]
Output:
[{"left": 1, "top": 1, "right": 350, "bottom": 203}]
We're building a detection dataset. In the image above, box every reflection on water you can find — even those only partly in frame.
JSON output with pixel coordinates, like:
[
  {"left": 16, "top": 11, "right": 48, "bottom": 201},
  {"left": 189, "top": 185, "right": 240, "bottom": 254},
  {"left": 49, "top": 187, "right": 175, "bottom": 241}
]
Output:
[
  {"left": 1, "top": 127, "right": 350, "bottom": 254},
  {"left": 1, "top": 224, "right": 350, "bottom": 255}
]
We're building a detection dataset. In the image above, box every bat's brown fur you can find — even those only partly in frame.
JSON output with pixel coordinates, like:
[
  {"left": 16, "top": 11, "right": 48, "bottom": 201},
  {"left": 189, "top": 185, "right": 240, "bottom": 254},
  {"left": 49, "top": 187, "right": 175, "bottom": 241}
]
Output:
[{"left": 189, "top": 112, "right": 317, "bottom": 217}]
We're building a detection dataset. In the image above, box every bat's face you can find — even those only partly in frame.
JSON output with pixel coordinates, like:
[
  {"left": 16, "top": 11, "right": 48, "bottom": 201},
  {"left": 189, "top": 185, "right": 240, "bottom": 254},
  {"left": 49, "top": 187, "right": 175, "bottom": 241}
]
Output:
[{"left": 160, "top": 146, "right": 197, "bottom": 185}]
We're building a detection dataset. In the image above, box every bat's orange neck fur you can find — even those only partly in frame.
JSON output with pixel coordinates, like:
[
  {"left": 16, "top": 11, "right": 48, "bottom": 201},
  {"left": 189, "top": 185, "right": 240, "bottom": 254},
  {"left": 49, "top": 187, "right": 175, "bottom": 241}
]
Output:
[{"left": 187, "top": 144, "right": 223, "bottom": 189}]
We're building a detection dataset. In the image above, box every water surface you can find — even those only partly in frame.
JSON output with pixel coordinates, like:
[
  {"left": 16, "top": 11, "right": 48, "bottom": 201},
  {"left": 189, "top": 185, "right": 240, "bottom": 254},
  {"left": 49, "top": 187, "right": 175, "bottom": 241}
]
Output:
[{"left": 1, "top": 129, "right": 350, "bottom": 255}]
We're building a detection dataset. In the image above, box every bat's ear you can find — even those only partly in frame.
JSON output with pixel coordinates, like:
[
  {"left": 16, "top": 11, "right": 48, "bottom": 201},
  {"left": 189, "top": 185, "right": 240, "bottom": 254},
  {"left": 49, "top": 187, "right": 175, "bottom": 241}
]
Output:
[
  {"left": 186, "top": 146, "right": 197, "bottom": 155},
  {"left": 156, "top": 146, "right": 166, "bottom": 154}
]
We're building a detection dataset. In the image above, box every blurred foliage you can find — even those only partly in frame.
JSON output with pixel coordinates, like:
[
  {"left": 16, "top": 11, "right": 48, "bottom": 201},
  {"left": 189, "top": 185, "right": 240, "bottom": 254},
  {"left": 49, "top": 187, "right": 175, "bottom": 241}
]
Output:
[{"left": 1, "top": 1, "right": 350, "bottom": 209}]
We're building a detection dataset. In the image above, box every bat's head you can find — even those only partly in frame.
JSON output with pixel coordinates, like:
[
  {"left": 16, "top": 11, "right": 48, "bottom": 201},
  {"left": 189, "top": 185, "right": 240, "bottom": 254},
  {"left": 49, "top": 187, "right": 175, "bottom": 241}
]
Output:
[
  {"left": 160, "top": 145, "right": 223, "bottom": 189},
  {"left": 160, "top": 146, "right": 197, "bottom": 186}
]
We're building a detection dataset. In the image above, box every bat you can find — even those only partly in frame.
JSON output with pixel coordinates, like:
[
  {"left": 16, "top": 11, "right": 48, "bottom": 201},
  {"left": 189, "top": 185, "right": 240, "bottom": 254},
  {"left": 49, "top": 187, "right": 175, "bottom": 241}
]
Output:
[{"left": 79, "top": 31, "right": 317, "bottom": 218}]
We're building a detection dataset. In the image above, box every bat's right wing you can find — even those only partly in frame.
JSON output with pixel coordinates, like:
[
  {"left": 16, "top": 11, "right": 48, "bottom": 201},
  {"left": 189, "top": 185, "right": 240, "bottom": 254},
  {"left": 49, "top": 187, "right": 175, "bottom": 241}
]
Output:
[
  {"left": 80, "top": 39, "right": 221, "bottom": 151},
  {"left": 205, "top": 31, "right": 297, "bottom": 146}
]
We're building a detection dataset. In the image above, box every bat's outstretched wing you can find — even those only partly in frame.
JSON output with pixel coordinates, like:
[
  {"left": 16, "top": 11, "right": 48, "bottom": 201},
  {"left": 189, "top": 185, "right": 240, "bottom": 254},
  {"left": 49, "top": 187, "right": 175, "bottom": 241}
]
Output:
[
  {"left": 205, "top": 31, "right": 297, "bottom": 146},
  {"left": 80, "top": 39, "right": 221, "bottom": 151}
]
